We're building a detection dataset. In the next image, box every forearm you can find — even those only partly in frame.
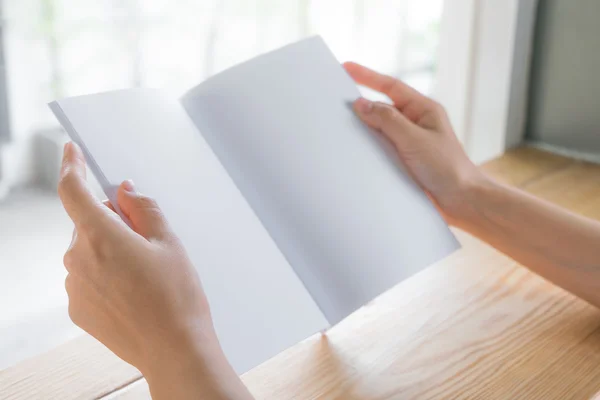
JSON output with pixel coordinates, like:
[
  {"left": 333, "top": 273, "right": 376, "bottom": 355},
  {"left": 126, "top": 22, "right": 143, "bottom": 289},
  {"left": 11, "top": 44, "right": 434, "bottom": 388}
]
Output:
[{"left": 453, "top": 176, "right": 600, "bottom": 307}]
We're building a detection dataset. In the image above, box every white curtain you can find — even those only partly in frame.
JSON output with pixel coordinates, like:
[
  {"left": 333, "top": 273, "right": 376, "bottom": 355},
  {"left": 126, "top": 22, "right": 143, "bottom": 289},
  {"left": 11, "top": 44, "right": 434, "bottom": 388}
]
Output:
[{"left": 2, "top": 0, "right": 442, "bottom": 183}]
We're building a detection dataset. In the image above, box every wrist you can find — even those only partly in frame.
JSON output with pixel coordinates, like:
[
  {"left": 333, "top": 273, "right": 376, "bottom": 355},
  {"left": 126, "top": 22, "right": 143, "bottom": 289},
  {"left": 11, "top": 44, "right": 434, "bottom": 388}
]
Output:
[
  {"left": 440, "top": 171, "right": 498, "bottom": 229},
  {"left": 142, "top": 325, "right": 252, "bottom": 400},
  {"left": 141, "top": 324, "right": 216, "bottom": 385}
]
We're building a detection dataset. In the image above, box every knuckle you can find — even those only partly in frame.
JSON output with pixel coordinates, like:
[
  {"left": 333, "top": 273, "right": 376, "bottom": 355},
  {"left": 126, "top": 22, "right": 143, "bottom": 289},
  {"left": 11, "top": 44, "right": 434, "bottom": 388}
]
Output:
[
  {"left": 64, "top": 245, "right": 95, "bottom": 279},
  {"left": 64, "top": 274, "right": 74, "bottom": 294},
  {"left": 380, "top": 76, "right": 399, "bottom": 97},
  {"left": 136, "top": 195, "right": 169, "bottom": 227},
  {"left": 69, "top": 227, "right": 111, "bottom": 271},
  {"left": 430, "top": 100, "right": 447, "bottom": 115},
  {"left": 378, "top": 104, "right": 398, "bottom": 120},
  {"left": 148, "top": 207, "right": 167, "bottom": 224},
  {"left": 137, "top": 195, "right": 160, "bottom": 211},
  {"left": 375, "top": 105, "right": 403, "bottom": 129},
  {"left": 57, "top": 170, "right": 76, "bottom": 198},
  {"left": 63, "top": 249, "right": 76, "bottom": 273}
]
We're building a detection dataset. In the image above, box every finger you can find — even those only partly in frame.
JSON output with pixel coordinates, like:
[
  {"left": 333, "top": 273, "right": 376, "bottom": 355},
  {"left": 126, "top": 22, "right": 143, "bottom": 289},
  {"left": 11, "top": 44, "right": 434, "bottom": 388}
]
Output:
[
  {"left": 353, "top": 98, "right": 413, "bottom": 146},
  {"left": 58, "top": 142, "right": 110, "bottom": 229},
  {"left": 116, "top": 180, "right": 174, "bottom": 242},
  {"left": 343, "top": 62, "right": 429, "bottom": 119}
]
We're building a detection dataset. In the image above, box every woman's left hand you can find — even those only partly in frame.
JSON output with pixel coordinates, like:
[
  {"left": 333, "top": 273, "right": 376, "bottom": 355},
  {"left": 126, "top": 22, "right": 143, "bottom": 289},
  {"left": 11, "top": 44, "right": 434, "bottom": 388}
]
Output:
[{"left": 58, "top": 142, "right": 253, "bottom": 400}]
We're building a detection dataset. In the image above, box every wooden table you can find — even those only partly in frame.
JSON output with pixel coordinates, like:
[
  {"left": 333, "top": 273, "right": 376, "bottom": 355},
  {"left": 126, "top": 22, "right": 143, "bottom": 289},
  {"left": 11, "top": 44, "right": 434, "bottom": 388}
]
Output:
[{"left": 2, "top": 147, "right": 600, "bottom": 399}]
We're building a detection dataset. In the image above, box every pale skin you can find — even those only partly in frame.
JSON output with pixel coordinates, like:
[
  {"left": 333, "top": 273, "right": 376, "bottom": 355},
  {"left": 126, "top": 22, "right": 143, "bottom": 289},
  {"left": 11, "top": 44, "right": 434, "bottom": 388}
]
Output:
[{"left": 58, "top": 62, "right": 600, "bottom": 399}]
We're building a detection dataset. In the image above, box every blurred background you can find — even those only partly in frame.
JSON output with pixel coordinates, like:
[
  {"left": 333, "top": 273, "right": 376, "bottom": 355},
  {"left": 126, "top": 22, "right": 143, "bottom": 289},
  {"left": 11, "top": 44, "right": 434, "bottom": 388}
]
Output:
[
  {"left": 0, "top": 0, "right": 443, "bottom": 369},
  {"left": 2, "top": 0, "right": 598, "bottom": 372}
]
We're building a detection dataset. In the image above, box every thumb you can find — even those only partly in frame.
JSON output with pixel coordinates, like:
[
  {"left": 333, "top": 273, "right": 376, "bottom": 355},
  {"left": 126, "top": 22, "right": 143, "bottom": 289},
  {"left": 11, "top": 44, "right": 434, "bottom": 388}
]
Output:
[
  {"left": 353, "top": 98, "right": 414, "bottom": 147},
  {"left": 116, "top": 180, "right": 173, "bottom": 242}
]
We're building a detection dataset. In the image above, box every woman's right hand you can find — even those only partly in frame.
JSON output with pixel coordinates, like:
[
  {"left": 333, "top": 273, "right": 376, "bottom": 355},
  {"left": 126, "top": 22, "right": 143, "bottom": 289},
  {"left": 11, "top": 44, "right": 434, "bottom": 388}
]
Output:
[
  {"left": 345, "top": 63, "right": 600, "bottom": 314},
  {"left": 344, "top": 62, "right": 487, "bottom": 225}
]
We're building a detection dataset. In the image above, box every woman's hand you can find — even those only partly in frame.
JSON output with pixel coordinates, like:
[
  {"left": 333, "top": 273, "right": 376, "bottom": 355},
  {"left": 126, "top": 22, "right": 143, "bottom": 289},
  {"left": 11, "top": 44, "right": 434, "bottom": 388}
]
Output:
[
  {"left": 344, "top": 62, "right": 486, "bottom": 225},
  {"left": 58, "top": 142, "right": 253, "bottom": 400},
  {"left": 345, "top": 63, "right": 600, "bottom": 311}
]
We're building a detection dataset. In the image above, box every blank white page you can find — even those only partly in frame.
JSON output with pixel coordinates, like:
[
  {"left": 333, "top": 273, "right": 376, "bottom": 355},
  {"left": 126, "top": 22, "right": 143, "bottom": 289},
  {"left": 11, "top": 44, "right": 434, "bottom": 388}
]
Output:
[
  {"left": 50, "top": 89, "right": 328, "bottom": 373},
  {"left": 182, "top": 37, "right": 460, "bottom": 324}
]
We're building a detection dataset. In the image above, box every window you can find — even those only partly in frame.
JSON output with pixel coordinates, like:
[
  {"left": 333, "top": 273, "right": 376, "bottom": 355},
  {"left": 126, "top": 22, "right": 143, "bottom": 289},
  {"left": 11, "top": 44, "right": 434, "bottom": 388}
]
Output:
[
  {"left": 0, "top": 0, "right": 445, "bottom": 369},
  {"left": 4, "top": 0, "right": 443, "bottom": 142}
]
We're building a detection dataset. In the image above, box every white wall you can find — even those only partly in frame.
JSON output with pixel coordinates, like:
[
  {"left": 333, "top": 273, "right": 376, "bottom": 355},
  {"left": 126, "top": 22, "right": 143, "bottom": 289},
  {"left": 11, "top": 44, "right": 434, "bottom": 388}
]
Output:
[
  {"left": 1, "top": 0, "right": 56, "bottom": 188},
  {"left": 434, "top": 0, "right": 478, "bottom": 144},
  {"left": 435, "top": 0, "right": 538, "bottom": 163},
  {"left": 1, "top": 0, "right": 445, "bottom": 192}
]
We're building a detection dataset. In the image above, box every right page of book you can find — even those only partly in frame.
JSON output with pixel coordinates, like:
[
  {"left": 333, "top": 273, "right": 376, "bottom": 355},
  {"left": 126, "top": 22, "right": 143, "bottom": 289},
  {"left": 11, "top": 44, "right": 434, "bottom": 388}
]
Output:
[{"left": 181, "top": 36, "right": 460, "bottom": 324}]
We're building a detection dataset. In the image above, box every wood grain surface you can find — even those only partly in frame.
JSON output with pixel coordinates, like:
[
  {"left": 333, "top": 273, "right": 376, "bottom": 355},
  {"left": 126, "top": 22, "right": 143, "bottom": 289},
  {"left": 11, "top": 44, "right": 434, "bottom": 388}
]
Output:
[{"left": 2, "top": 146, "right": 600, "bottom": 400}]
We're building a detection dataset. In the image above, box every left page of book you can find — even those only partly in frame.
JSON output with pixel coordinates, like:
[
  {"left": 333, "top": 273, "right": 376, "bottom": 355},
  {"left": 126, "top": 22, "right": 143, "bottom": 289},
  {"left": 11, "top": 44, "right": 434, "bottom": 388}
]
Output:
[{"left": 49, "top": 89, "right": 328, "bottom": 374}]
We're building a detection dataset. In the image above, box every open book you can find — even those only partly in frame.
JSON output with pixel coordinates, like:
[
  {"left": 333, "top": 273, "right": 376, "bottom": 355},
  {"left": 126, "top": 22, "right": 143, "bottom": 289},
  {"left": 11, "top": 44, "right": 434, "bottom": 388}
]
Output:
[{"left": 49, "top": 36, "right": 459, "bottom": 374}]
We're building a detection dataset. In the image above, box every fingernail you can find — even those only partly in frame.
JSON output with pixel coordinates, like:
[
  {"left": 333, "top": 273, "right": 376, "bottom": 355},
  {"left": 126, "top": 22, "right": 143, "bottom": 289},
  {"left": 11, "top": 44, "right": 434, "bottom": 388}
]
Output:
[
  {"left": 356, "top": 97, "right": 373, "bottom": 114},
  {"left": 63, "top": 142, "right": 71, "bottom": 158},
  {"left": 123, "top": 179, "right": 136, "bottom": 193}
]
